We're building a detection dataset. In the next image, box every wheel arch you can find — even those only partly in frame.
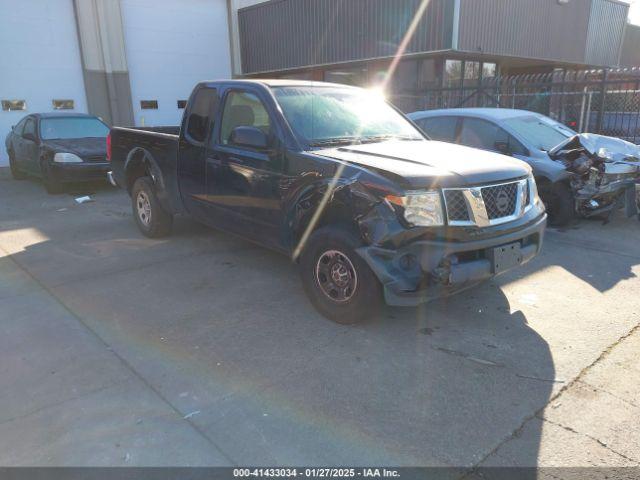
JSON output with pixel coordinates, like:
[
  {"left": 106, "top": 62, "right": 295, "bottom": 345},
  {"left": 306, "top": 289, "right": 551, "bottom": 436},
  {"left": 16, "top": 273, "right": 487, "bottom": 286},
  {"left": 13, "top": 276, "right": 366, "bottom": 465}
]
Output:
[{"left": 124, "top": 148, "right": 158, "bottom": 191}]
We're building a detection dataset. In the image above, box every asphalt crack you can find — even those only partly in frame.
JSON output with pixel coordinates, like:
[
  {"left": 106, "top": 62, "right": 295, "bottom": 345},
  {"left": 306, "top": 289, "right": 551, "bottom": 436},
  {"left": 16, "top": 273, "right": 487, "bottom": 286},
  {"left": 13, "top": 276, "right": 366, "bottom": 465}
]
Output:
[
  {"left": 539, "top": 417, "right": 640, "bottom": 465},
  {"left": 460, "top": 321, "right": 640, "bottom": 478}
]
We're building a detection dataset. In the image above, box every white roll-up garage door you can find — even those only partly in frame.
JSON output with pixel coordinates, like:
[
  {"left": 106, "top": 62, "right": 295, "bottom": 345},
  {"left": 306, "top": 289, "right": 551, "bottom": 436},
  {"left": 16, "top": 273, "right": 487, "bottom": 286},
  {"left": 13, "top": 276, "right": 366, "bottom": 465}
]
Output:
[
  {"left": 0, "top": 0, "right": 87, "bottom": 167},
  {"left": 121, "top": 0, "right": 232, "bottom": 128}
]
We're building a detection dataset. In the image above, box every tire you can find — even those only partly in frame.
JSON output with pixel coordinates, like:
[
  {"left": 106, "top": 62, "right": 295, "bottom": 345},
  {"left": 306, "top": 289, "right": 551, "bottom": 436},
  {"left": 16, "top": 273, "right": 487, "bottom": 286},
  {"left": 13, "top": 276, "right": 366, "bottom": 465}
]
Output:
[
  {"left": 40, "top": 160, "right": 64, "bottom": 194},
  {"left": 131, "top": 176, "right": 173, "bottom": 238},
  {"left": 8, "top": 150, "right": 26, "bottom": 180},
  {"left": 299, "top": 225, "right": 382, "bottom": 324},
  {"left": 542, "top": 182, "right": 574, "bottom": 226}
]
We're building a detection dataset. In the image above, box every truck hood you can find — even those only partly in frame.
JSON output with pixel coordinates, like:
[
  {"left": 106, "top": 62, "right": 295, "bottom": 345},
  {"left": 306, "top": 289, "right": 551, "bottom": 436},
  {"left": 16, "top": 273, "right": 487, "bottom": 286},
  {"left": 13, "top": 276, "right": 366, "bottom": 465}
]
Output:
[{"left": 315, "top": 140, "right": 531, "bottom": 189}]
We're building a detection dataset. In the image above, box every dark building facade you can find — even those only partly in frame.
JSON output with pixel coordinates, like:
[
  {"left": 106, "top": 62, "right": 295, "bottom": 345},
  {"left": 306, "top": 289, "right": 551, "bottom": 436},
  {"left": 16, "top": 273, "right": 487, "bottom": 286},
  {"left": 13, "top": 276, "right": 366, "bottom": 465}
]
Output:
[
  {"left": 620, "top": 24, "right": 640, "bottom": 67},
  {"left": 238, "top": 0, "right": 631, "bottom": 92}
]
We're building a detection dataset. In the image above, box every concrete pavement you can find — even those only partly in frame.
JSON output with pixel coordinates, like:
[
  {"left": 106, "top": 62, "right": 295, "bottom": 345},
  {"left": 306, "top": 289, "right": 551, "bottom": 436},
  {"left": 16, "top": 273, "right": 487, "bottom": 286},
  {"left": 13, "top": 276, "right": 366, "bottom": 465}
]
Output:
[{"left": 0, "top": 168, "right": 639, "bottom": 468}]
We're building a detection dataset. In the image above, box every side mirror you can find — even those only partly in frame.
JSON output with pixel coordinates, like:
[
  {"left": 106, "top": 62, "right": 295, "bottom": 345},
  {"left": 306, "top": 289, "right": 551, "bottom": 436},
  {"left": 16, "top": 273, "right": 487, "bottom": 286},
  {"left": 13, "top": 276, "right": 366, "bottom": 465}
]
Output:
[
  {"left": 23, "top": 132, "right": 37, "bottom": 142},
  {"left": 230, "top": 126, "right": 268, "bottom": 150},
  {"left": 494, "top": 141, "right": 511, "bottom": 155}
]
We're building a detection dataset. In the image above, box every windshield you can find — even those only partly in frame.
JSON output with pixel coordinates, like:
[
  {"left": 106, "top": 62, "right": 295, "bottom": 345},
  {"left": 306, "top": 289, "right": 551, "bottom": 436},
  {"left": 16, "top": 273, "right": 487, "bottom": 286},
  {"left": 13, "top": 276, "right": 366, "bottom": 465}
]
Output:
[
  {"left": 272, "top": 86, "right": 423, "bottom": 146},
  {"left": 40, "top": 117, "right": 110, "bottom": 140},
  {"left": 502, "top": 115, "right": 576, "bottom": 152}
]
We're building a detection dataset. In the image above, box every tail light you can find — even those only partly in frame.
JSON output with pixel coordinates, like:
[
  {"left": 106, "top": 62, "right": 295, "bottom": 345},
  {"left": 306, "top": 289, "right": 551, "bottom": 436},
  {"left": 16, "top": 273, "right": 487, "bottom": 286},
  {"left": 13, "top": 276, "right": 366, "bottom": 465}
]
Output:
[{"left": 106, "top": 132, "right": 112, "bottom": 161}]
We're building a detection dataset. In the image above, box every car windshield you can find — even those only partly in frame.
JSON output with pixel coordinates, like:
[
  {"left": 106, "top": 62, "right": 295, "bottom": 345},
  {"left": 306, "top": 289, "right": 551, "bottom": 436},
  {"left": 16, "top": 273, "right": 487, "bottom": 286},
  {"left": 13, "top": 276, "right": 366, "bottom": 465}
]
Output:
[
  {"left": 502, "top": 115, "right": 576, "bottom": 152},
  {"left": 272, "top": 86, "right": 423, "bottom": 146},
  {"left": 40, "top": 117, "right": 110, "bottom": 140}
]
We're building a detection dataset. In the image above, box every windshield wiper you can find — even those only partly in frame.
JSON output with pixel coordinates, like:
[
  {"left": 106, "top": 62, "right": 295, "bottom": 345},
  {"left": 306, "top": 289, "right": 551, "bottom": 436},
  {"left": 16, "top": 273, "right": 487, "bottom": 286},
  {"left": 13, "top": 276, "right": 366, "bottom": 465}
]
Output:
[
  {"left": 309, "top": 137, "right": 362, "bottom": 147},
  {"left": 357, "top": 134, "right": 422, "bottom": 144}
]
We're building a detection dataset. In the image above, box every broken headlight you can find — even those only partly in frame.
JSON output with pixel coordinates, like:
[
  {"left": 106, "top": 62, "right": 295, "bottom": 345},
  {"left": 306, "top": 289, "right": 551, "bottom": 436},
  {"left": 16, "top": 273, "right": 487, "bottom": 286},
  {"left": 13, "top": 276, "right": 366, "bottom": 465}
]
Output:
[{"left": 386, "top": 191, "right": 445, "bottom": 227}]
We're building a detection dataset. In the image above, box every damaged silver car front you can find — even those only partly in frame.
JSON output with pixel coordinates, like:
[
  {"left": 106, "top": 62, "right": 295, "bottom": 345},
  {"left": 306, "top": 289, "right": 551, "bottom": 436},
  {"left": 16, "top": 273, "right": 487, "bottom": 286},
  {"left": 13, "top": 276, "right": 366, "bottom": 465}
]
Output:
[{"left": 548, "top": 133, "right": 640, "bottom": 221}]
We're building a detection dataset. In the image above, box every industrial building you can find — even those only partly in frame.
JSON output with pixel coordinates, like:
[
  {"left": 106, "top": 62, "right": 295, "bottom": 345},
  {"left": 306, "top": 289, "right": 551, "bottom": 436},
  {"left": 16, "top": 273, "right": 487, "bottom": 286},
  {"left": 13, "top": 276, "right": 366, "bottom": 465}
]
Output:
[{"left": 1, "top": 0, "right": 638, "bottom": 166}]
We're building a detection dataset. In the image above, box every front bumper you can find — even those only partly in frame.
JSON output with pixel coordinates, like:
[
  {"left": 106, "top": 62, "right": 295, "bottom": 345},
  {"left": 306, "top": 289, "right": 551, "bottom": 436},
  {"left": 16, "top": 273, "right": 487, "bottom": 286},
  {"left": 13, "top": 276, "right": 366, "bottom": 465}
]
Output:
[
  {"left": 357, "top": 213, "right": 547, "bottom": 307},
  {"left": 50, "top": 162, "right": 111, "bottom": 183}
]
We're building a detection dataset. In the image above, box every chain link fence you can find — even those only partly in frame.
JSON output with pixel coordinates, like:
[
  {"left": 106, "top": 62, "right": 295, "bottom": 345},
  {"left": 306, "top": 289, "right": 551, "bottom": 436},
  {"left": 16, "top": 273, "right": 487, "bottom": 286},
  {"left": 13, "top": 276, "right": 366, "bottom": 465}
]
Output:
[{"left": 391, "top": 67, "right": 640, "bottom": 144}]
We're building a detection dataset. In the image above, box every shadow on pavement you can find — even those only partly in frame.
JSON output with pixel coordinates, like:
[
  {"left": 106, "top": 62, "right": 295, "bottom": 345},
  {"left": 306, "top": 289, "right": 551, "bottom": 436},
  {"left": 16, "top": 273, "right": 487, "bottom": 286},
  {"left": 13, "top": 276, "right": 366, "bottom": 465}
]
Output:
[{"left": 0, "top": 168, "right": 556, "bottom": 468}]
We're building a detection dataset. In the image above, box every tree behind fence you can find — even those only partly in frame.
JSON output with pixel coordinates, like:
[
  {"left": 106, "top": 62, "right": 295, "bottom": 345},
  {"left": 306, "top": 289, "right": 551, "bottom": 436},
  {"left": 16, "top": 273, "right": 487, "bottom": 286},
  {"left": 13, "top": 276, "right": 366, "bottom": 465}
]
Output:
[{"left": 391, "top": 67, "right": 640, "bottom": 144}]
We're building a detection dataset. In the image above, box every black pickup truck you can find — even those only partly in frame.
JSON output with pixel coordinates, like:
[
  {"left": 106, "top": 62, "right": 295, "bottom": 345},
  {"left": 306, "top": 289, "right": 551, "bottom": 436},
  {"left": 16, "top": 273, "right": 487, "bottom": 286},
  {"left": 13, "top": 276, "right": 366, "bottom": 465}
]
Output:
[{"left": 108, "top": 80, "right": 547, "bottom": 323}]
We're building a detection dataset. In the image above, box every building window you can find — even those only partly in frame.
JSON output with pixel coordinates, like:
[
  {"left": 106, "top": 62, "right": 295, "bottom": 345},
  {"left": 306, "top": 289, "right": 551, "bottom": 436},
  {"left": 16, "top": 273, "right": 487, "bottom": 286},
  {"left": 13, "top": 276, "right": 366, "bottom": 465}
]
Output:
[
  {"left": 177, "top": 100, "right": 187, "bottom": 109},
  {"left": 140, "top": 100, "right": 158, "bottom": 109},
  {"left": 418, "top": 59, "right": 442, "bottom": 90},
  {"left": 444, "top": 60, "right": 462, "bottom": 88},
  {"left": 279, "top": 72, "right": 314, "bottom": 80},
  {"left": 324, "top": 67, "right": 368, "bottom": 87},
  {"left": 52, "top": 99, "right": 74, "bottom": 110},
  {"left": 2, "top": 100, "right": 26, "bottom": 111},
  {"left": 482, "top": 63, "right": 497, "bottom": 80},
  {"left": 463, "top": 61, "right": 480, "bottom": 86}
]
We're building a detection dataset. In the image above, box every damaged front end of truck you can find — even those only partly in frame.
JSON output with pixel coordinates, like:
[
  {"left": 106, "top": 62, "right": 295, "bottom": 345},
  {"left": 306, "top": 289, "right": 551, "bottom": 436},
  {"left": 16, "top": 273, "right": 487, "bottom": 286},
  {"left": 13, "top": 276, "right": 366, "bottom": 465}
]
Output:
[
  {"left": 548, "top": 134, "right": 640, "bottom": 220},
  {"left": 291, "top": 169, "right": 546, "bottom": 308}
]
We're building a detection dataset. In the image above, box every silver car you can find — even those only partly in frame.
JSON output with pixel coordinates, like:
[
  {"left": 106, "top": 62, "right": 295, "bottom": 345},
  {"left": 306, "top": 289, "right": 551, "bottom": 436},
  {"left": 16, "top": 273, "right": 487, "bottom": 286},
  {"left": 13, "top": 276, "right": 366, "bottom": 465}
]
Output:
[{"left": 408, "top": 108, "right": 640, "bottom": 225}]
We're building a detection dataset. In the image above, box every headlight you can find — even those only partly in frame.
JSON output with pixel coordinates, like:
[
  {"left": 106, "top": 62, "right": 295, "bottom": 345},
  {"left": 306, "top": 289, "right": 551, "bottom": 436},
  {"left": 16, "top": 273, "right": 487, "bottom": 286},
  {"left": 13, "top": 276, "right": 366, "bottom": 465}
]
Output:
[
  {"left": 387, "top": 190, "right": 444, "bottom": 227},
  {"left": 54, "top": 152, "right": 83, "bottom": 163},
  {"left": 528, "top": 175, "right": 544, "bottom": 211}
]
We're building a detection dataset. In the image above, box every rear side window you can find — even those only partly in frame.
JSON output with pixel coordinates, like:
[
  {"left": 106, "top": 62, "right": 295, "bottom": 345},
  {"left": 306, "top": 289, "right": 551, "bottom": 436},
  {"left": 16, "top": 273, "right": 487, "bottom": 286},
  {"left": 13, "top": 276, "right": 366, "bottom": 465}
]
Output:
[
  {"left": 418, "top": 117, "right": 458, "bottom": 142},
  {"left": 23, "top": 118, "right": 37, "bottom": 139},
  {"left": 459, "top": 118, "right": 500, "bottom": 150},
  {"left": 13, "top": 117, "right": 28, "bottom": 135},
  {"left": 219, "top": 91, "right": 271, "bottom": 145},
  {"left": 186, "top": 88, "right": 218, "bottom": 143},
  {"left": 461, "top": 117, "right": 528, "bottom": 155}
]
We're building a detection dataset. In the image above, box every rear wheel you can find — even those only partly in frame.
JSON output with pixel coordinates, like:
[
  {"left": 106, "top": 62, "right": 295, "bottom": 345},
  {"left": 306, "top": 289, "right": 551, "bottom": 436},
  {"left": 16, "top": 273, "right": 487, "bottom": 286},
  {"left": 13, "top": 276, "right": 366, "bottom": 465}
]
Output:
[
  {"left": 8, "top": 150, "right": 26, "bottom": 180},
  {"left": 542, "top": 182, "right": 574, "bottom": 226},
  {"left": 131, "top": 176, "right": 173, "bottom": 238},
  {"left": 40, "top": 160, "right": 64, "bottom": 194},
  {"left": 299, "top": 225, "right": 382, "bottom": 324}
]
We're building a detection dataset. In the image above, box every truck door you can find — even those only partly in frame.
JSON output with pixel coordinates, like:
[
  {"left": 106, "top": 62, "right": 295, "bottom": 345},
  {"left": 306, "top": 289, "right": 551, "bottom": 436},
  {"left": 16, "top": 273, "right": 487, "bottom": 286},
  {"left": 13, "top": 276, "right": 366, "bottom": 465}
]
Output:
[
  {"left": 177, "top": 87, "right": 218, "bottom": 221},
  {"left": 205, "top": 87, "right": 285, "bottom": 250}
]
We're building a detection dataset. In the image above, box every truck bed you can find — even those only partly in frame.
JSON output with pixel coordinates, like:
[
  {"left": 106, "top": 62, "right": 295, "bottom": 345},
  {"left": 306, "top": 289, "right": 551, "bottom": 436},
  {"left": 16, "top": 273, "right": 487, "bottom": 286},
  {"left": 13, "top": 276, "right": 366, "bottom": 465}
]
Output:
[{"left": 109, "top": 125, "right": 184, "bottom": 214}]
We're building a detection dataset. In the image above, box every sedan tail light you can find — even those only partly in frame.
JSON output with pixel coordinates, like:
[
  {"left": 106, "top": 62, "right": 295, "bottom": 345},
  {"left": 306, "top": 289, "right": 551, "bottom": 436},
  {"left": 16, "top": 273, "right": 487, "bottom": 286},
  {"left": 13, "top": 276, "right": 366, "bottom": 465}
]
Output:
[{"left": 106, "top": 132, "right": 112, "bottom": 161}]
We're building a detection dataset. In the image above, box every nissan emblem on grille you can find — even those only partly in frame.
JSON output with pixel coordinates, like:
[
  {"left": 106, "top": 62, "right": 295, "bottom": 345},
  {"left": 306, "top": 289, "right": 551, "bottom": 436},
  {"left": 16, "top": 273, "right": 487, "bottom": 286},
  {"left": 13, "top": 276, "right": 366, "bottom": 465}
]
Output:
[{"left": 496, "top": 190, "right": 510, "bottom": 215}]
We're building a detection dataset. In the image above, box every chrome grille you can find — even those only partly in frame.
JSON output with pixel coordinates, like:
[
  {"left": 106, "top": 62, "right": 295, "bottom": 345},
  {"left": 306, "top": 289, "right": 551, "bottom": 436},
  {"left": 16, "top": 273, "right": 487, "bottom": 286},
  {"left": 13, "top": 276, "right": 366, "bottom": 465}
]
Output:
[
  {"left": 443, "top": 179, "right": 530, "bottom": 227},
  {"left": 443, "top": 190, "right": 470, "bottom": 221},
  {"left": 481, "top": 182, "right": 518, "bottom": 220}
]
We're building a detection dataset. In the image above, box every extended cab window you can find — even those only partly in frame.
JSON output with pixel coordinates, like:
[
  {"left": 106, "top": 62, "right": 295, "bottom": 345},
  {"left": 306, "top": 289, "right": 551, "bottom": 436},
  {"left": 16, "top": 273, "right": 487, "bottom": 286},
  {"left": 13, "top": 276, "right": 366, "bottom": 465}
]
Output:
[
  {"left": 186, "top": 88, "right": 217, "bottom": 143},
  {"left": 419, "top": 117, "right": 458, "bottom": 142},
  {"left": 220, "top": 91, "right": 271, "bottom": 145}
]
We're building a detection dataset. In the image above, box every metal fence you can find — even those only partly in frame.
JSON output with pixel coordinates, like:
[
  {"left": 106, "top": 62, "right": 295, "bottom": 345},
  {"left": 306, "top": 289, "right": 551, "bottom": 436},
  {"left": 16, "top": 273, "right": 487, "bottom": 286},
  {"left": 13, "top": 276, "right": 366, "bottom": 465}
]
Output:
[{"left": 391, "top": 67, "right": 640, "bottom": 144}]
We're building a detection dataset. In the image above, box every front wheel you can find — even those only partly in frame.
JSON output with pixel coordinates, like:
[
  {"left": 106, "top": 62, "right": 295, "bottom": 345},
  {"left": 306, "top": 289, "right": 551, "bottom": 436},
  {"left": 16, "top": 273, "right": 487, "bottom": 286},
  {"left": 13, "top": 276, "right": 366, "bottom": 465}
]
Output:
[
  {"left": 131, "top": 176, "right": 173, "bottom": 238},
  {"left": 542, "top": 182, "right": 574, "bottom": 226},
  {"left": 299, "top": 225, "right": 382, "bottom": 324}
]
